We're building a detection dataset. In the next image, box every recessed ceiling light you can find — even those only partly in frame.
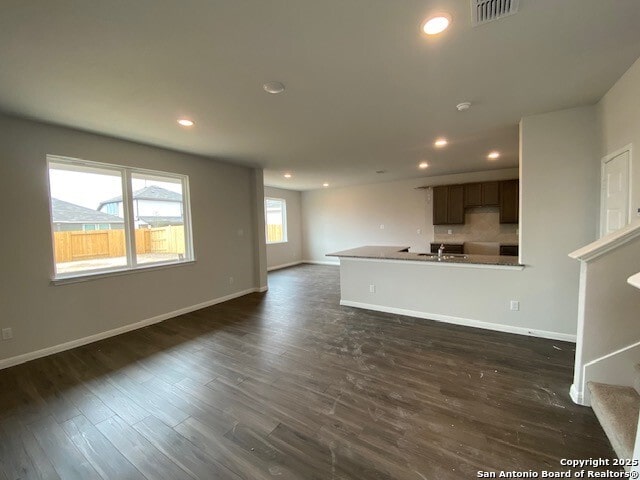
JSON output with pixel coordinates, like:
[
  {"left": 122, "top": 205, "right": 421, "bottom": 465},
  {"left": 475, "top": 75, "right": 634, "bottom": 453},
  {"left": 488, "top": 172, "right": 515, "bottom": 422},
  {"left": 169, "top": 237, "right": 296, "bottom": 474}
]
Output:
[
  {"left": 456, "top": 102, "right": 472, "bottom": 111},
  {"left": 263, "top": 81, "right": 285, "bottom": 94},
  {"left": 434, "top": 138, "right": 448, "bottom": 148},
  {"left": 323, "top": 182, "right": 329, "bottom": 187},
  {"left": 419, "top": 162, "right": 429, "bottom": 169},
  {"left": 422, "top": 14, "right": 451, "bottom": 35},
  {"left": 177, "top": 118, "right": 194, "bottom": 127},
  {"left": 284, "top": 173, "right": 292, "bottom": 179},
  {"left": 487, "top": 151, "right": 500, "bottom": 160}
]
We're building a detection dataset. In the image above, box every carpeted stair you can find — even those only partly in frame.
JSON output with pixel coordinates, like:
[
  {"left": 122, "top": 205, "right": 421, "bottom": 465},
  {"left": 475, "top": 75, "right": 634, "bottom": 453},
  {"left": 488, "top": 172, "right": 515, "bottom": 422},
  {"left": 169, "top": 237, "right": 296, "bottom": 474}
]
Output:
[{"left": 588, "top": 380, "right": 640, "bottom": 464}]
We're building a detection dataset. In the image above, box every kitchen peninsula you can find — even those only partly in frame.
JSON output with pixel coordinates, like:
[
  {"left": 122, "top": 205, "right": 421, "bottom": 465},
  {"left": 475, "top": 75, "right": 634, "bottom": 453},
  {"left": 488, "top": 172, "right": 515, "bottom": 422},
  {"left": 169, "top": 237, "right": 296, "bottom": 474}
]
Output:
[
  {"left": 326, "top": 245, "right": 545, "bottom": 339},
  {"left": 328, "top": 245, "right": 522, "bottom": 267}
]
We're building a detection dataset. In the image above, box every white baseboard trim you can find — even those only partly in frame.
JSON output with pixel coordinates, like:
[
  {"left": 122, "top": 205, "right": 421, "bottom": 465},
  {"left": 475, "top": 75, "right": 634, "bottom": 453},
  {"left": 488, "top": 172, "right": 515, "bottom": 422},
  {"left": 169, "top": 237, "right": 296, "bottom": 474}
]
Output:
[
  {"left": 267, "top": 261, "right": 303, "bottom": 271},
  {"left": 303, "top": 260, "right": 340, "bottom": 266},
  {"left": 570, "top": 383, "right": 585, "bottom": 405},
  {"left": 0, "top": 287, "right": 264, "bottom": 371},
  {"left": 339, "top": 300, "right": 577, "bottom": 343},
  {"left": 256, "top": 285, "right": 269, "bottom": 292}
]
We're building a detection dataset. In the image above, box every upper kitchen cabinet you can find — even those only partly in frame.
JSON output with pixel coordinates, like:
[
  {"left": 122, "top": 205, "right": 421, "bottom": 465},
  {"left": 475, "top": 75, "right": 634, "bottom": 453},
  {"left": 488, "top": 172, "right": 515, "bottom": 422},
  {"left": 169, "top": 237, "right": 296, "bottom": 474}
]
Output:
[
  {"left": 499, "top": 179, "right": 519, "bottom": 223},
  {"left": 482, "top": 181, "right": 500, "bottom": 206},
  {"left": 464, "top": 181, "right": 500, "bottom": 207},
  {"left": 431, "top": 179, "right": 518, "bottom": 225},
  {"left": 433, "top": 185, "right": 464, "bottom": 225},
  {"left": 463, "top": 183, "right": 482, "bottom": 207}
]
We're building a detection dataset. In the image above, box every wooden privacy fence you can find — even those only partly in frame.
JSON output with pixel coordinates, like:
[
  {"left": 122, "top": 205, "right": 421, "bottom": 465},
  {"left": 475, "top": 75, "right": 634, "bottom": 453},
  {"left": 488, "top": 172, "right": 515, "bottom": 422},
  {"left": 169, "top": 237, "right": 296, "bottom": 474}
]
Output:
[
  {"left": 54, "top": 226, "right": 185, "bottom": 263},
  {"left": 266, "top": 224, "right": 284, "bottom": 243}
]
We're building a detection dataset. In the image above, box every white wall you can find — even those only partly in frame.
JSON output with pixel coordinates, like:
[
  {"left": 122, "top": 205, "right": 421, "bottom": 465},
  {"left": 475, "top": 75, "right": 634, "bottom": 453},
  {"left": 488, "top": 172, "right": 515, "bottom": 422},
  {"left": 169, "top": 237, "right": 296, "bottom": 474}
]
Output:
[
  {"left": 301, "top": 168, "right": 519, "bottom": 262},
  {"left": 264, "top": 186, "right": 303, "bottom": 270},
  {"left": 598, "top": 55, "right": 640, "bottom": 215},
  {"left": 517, "top": 106, "right": 600, "bottom": 335},
  {"left": 0, "top": 114, "right": 265, "bottom": 365}
]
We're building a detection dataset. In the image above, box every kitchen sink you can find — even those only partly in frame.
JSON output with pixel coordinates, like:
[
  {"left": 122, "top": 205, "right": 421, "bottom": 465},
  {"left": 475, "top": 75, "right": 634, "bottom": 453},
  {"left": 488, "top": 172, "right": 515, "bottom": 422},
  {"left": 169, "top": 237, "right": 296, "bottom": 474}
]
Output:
[
  {"left": 417, "top": 253, "right": 468, "bottom": 260},
  {"left": 439, "top": 254, "right": 468, "bottom": 260}
]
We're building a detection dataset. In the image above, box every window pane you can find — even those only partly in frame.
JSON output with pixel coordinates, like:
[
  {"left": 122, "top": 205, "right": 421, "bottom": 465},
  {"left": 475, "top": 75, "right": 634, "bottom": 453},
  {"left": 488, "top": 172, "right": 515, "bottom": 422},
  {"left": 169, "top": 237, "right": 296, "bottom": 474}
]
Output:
[
  {"left": 131, "top": 173, "right": 187, "bottom": 265},
  {"left": 48, "top": 156, "right": 194, "bottom": 279},
  {"left": 48, "top": 161, "right": 127, "bottom": 276},
  {"left": 265, "top": 198, "right": 286, "bottom": 243}
]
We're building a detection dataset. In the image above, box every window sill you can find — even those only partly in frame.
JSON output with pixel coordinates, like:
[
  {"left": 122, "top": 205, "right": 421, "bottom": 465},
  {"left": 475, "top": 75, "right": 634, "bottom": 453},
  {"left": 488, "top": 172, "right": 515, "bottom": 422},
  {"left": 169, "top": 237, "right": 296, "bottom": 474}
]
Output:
[
  {"left": 51, "top": 260, "right": 196, "bottom": 286},
  {"left": 267, "top": 241, "right": 289, "bottom": 245}
]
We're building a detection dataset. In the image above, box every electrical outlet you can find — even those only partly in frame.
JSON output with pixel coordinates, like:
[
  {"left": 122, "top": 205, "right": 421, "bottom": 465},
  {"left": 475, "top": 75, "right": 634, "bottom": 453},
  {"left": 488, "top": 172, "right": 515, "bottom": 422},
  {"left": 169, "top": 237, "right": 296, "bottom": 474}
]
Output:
[
  {"left": 379, "top": 224, "right": 385, "bottom": 230},
  {"left": 229, "top": 276, "right": 234, "bottom": 285},
  {"left": 369, "top": 284, "right": 376, "bottom": 293},
  {"left": 2, "top": 328, "right": 13, "bottom": 340},
  {"left": 510, "top": 300, "right": 520, "bottom": 311},
  {"left": 447, "top": 229, "right": 452, "bottom": 235},
  {"left": 417, "top": 228, "right": 422, "bottom": 235}
]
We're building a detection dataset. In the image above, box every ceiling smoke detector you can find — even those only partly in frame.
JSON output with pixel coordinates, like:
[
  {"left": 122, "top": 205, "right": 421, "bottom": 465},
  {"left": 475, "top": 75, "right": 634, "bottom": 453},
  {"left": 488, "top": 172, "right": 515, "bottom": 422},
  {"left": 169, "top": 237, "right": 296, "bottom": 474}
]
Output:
[{"left": 471, "top": 0, "right": 520, "bottom": 27}]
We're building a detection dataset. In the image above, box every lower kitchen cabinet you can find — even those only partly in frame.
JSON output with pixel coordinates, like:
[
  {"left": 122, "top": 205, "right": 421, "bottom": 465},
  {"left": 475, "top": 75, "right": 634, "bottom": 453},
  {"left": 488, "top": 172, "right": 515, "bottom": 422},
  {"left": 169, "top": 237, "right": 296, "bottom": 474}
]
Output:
[
  {"left": 499, "top": 245, "right": 519, "bottom": 256},
  {"left": 430, "top": 243, "right": 464, "bottom": 254}
]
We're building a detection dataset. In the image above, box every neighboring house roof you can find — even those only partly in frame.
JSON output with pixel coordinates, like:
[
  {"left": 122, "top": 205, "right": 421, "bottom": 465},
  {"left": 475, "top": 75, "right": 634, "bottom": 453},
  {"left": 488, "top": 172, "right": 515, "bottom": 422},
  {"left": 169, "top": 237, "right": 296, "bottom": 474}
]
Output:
[
  {"left": 138, "top": 216, "right": 184, "bottom": 225},
  {"left": 51, "top": 198, "right": 124, "bottom": 224},
  {"left": 98, "top": 185, "right": 182, "bottom": 208}
]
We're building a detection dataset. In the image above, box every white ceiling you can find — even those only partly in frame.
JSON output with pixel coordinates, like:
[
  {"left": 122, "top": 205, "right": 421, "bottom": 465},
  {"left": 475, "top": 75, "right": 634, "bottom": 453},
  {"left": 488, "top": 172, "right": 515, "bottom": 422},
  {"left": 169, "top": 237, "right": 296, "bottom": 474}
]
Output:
[{"left": 1, "top": 1, "right": 640, "bottom": 190}]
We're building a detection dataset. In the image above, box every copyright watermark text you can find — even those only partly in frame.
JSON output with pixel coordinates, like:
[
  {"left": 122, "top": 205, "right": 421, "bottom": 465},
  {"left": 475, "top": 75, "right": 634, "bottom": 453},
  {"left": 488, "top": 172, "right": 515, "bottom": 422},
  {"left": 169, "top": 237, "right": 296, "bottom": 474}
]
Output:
[{"left": 476, "top": 458, "right": 639, "bottom": 478}]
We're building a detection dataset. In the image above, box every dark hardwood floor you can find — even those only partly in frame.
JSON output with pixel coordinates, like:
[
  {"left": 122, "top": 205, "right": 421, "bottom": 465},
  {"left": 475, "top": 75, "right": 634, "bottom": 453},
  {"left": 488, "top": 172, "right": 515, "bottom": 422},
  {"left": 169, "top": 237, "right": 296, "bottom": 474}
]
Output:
[{"left": 0, "top": 265, "right": 615, "bottom": 479}]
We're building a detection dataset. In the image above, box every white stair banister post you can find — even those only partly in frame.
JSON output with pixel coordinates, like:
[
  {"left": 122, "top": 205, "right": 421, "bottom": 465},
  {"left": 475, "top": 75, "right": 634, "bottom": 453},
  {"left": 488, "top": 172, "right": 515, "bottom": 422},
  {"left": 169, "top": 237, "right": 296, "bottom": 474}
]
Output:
[{"left": 629, "top": 272, "right": 640, "bottom": 475}]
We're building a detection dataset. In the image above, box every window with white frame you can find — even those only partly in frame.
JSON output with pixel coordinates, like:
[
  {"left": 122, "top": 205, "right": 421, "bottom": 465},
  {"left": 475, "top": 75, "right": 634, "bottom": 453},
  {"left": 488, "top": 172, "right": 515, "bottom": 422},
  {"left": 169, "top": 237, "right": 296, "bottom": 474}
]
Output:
[
  {"left": 265, "top": 197, "right": 287, "bottom": 244},
  {"left": 47, "top": 155, "right": 194, "bottom": 279}
]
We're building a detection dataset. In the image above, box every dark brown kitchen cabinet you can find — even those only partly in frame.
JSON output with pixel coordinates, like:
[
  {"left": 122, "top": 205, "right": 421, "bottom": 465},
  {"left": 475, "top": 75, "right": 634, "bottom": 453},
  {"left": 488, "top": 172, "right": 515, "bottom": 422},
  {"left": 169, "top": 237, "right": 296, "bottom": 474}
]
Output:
[
  {"left": 433, "top": 186, "right": 448, "bottom": 225},
  {"left": 430, "top": 243, "right": 464, "bottom": 254},
  {"left": 500, "top": 244, "right": 519, "bottom": 256},
  {"left": 499, "top": 179, "right": 519, "bottom": 223},
  {"left": 464, "top": 183, "right": 482, "bottom": 207},
  {"left": 464, "top": 182, "right": 499, "bottom": 207},
  {"left": 448, "top": 185, "right": 465, "bottom": 223},
  {"left": 433, "top": 185, "right": 464, "bottom": 225},
  {"left": 482, "top": 181, "right": 500, "bottom": 206}
]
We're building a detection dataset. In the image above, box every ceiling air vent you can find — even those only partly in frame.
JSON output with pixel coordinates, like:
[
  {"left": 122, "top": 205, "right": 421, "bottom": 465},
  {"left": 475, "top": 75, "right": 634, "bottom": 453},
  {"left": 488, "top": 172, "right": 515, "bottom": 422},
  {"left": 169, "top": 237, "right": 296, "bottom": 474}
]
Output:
[{"left": 471, "top": 0, "right": 520, "bottom": 26}]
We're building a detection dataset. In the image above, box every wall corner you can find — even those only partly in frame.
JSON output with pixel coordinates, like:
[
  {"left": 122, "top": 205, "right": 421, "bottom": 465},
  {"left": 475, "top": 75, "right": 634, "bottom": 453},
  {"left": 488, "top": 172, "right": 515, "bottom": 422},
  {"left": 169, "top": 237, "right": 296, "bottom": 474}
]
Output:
[{"left": 251, "top": 169, "right": 268, "bottom": 290}]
